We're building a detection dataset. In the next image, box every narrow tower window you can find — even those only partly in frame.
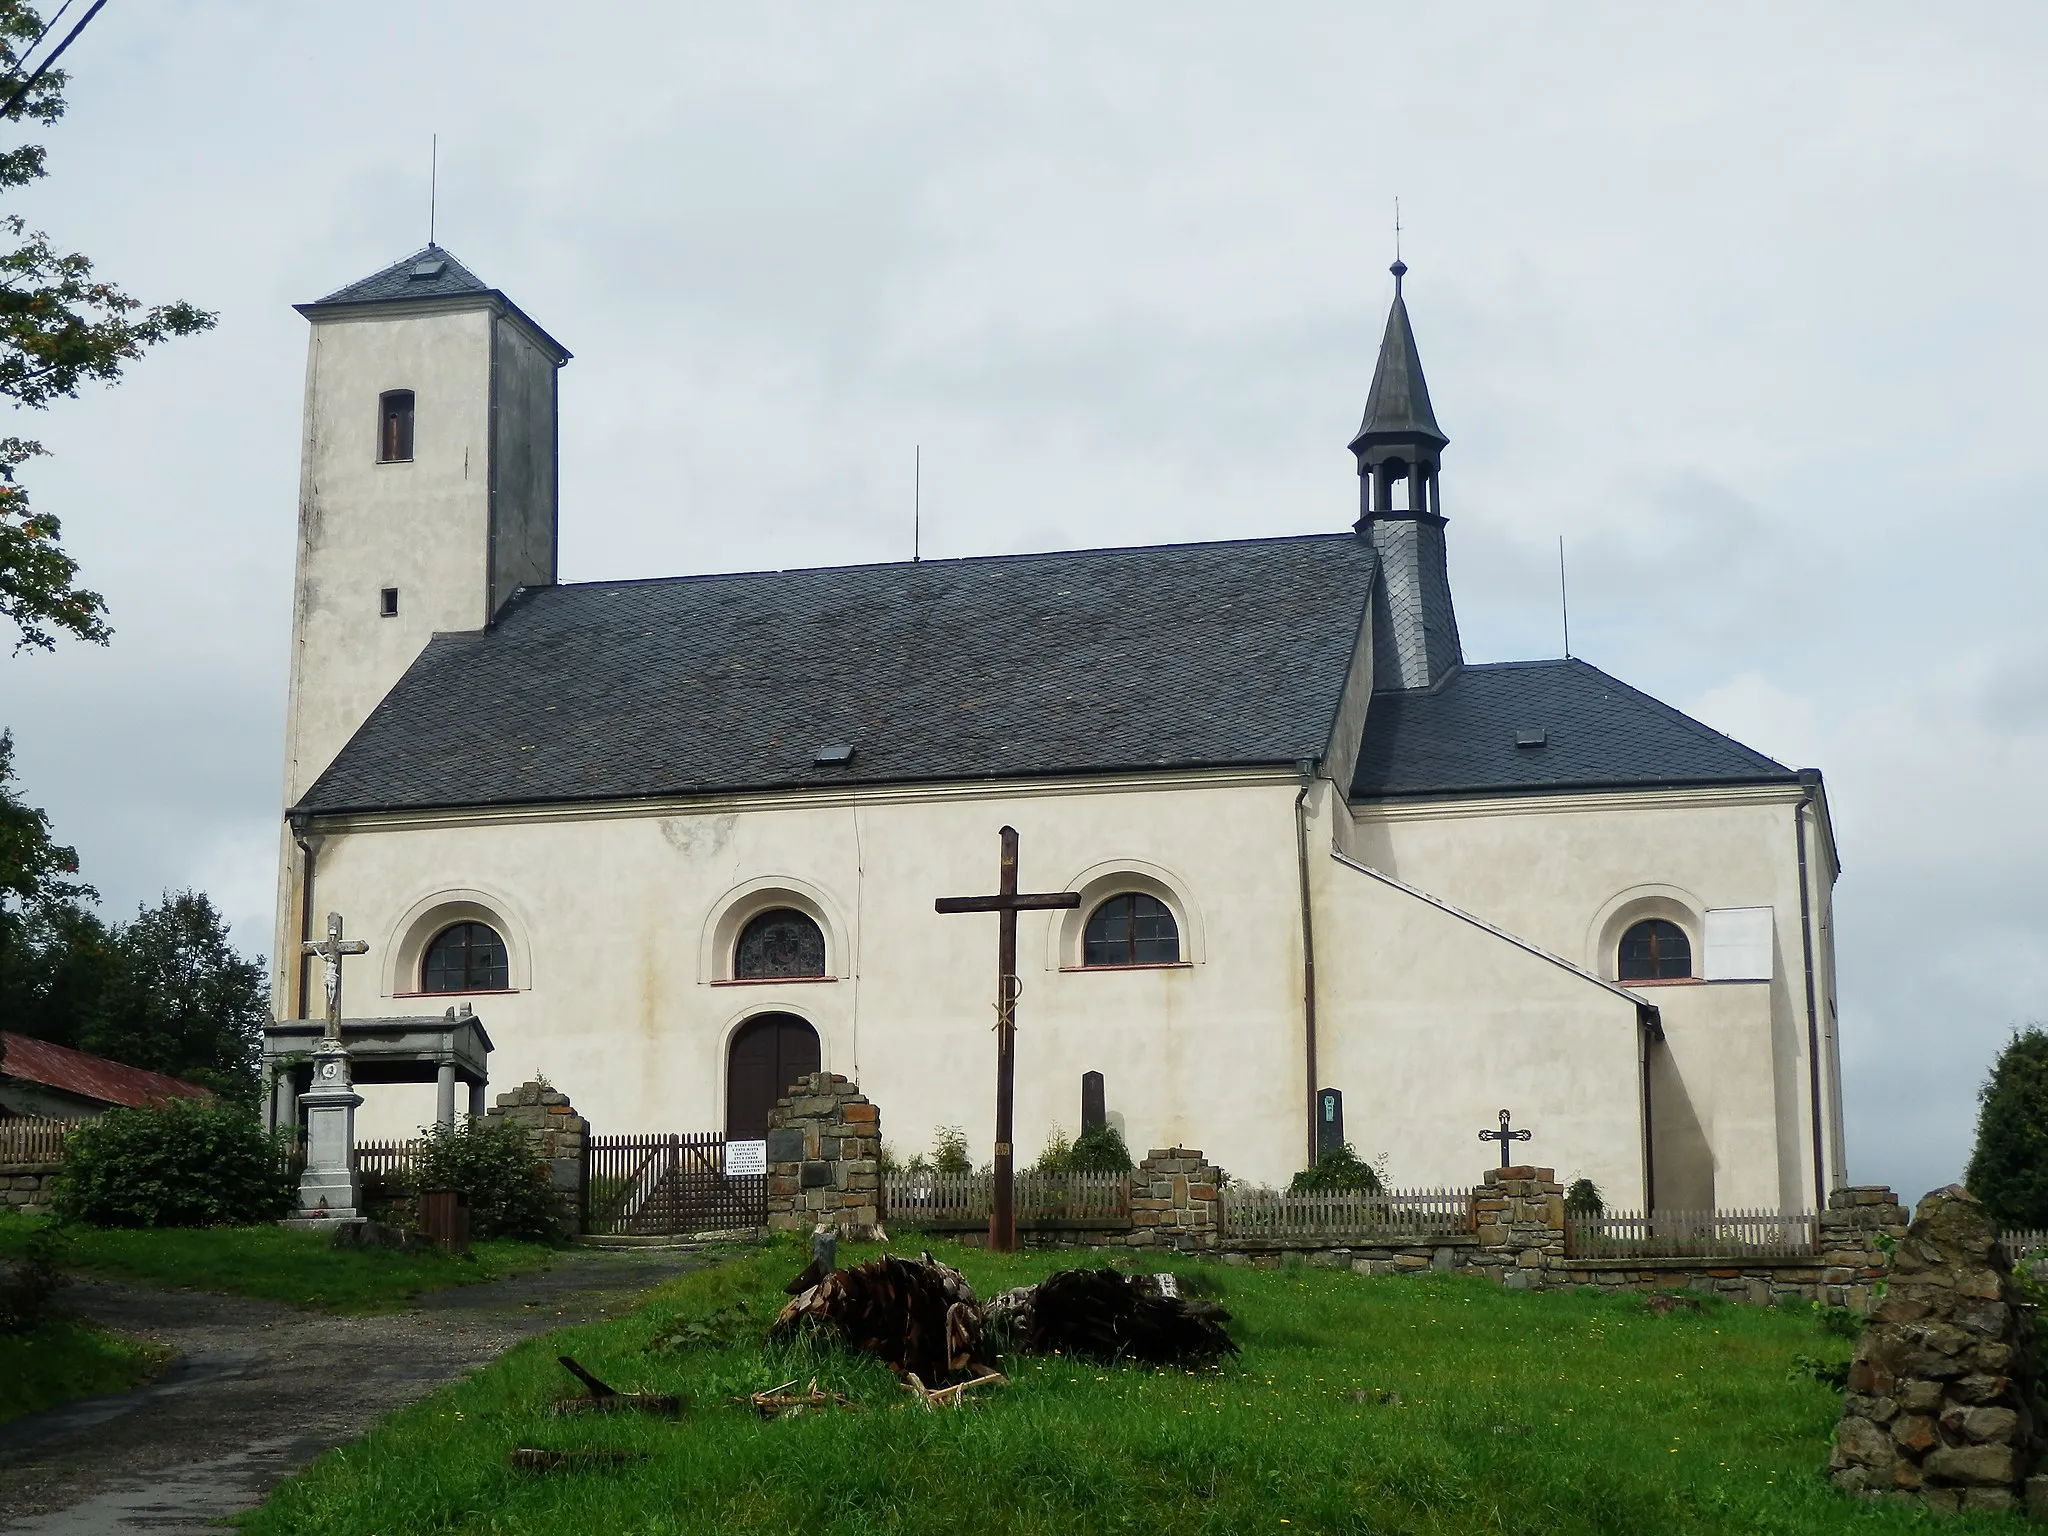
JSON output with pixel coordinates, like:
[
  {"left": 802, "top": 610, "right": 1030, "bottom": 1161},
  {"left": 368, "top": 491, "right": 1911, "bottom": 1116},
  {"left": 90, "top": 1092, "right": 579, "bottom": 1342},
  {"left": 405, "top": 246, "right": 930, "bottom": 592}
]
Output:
[
  {"left": 378, "top": 390, "right": 415, "bottom": 463},
  {"left": 379, "top": 587, "right": 398, "bottom": 618}
]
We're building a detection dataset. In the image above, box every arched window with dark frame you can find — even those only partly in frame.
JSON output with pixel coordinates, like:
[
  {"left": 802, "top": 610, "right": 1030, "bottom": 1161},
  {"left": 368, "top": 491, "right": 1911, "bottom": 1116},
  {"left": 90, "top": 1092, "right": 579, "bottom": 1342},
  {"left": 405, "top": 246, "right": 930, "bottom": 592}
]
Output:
[
  {"left": 422, "top": 921, "right": 509, "bottom": 992},
  {"left": 1082, "top": 893, "right": 1180, "bottom": 967},
  {"left": 379, "top": 389, "right": 414, "bottom": 462},
  {"left": 1618, "top": 918, "right": 1692, "bottom": 982},
  {"left": 734, "top": 908, "right": 826, "bottom": 980}
]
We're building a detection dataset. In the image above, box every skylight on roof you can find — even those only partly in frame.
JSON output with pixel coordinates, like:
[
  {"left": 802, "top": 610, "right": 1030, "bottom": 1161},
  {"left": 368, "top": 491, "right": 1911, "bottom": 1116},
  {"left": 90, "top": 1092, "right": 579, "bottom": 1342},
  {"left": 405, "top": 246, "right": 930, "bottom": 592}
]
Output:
[
  {"left": 813, "top": 743, "right": 856, "bottom": 766},
  {"left": 410, "top": 259, "right": 447, "bottom": 280}
]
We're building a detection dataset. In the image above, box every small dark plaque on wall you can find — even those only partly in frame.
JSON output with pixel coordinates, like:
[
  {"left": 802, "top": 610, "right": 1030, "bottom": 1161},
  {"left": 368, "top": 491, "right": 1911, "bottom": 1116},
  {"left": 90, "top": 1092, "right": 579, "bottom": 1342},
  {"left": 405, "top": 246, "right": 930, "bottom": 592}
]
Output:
[
  {"left": 1316, "top": 1088, "right": 1344, "bottom": 1160},
  {"left": 799, "top": 1160, "right": 833, "bottom": 1189},
  {"left": 766, "top": 1129, "right": 806, "bottom": 1164}
]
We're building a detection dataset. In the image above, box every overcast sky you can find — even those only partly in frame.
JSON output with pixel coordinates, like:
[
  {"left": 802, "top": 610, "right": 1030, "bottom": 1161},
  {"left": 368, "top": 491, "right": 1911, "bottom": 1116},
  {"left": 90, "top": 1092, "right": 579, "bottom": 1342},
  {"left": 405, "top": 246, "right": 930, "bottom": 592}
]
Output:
[{"left": 3, "top": 3, "right": 2043, "bottom": 1201}]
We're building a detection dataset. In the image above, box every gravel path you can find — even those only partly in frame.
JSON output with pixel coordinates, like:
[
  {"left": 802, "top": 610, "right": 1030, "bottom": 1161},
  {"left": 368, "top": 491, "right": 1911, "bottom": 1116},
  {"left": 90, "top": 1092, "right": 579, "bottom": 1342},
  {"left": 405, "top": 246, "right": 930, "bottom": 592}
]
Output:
[{"left": 0, "top": 1246, "right": 714, "bottom": 1534}]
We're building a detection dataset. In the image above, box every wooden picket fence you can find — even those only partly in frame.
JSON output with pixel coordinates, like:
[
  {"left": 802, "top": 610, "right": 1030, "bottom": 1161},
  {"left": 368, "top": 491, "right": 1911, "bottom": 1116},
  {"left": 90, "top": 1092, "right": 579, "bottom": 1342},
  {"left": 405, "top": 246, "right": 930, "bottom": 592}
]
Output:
[
  {"left": 2003, "top": 1230, "right": 2048, "bottom": 1259},
  {"left": 884, "top": 1171, "right": 1132, "bottom": 1232},
  {"left": 0, "top": 1117, "right": 79, "bottom": 1162},
  {"left": 1566, "top": 1207, "right": 1819, "bottom": 1259},
  {"left": 587, "top": 1133, "right": 765, "bottom": 1237},
  {"left": 1222, "top": 1187, "right": 1473, "bottom": 1240},
  {"left": 355, "top": 1139, "right": 422, "bottom": 1184}
]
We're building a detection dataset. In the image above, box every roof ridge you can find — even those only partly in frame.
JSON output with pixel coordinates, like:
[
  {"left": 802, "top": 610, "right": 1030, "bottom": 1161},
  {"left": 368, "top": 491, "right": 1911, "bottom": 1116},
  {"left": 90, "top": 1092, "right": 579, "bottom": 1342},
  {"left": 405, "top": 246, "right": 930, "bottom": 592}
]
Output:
[{"left": 546, "top": 529, "right": 1366, "bottom": 595}]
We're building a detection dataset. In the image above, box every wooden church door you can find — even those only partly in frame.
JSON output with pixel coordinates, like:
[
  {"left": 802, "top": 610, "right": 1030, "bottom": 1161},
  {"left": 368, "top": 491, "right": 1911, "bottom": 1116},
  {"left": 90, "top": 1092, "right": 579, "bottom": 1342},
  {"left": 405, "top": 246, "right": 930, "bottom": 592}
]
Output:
[{"left": 725, "top": 1012, "right": 821, "bottom": 1140}]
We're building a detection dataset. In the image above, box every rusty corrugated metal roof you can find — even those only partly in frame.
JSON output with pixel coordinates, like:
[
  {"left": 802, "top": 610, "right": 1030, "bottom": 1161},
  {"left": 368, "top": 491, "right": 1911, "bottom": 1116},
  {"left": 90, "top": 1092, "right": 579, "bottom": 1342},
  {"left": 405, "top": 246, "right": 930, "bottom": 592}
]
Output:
[{"left": 0, "top": 1032, "right": 213, "bottom": 1110}]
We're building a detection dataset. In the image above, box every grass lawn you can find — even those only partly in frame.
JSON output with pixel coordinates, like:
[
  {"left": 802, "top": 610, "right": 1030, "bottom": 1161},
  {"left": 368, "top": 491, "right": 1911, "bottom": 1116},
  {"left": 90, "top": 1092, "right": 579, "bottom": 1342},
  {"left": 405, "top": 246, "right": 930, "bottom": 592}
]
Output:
[
  {"left": 0, "top": 1318, "right": 170, "bottom": 1425},
  {"left": 0, "top": 1212, "right": 556, "bottom": 1314},
  {"left": 239, "top": 1238, "right": 1972, "bottom": 1536}
]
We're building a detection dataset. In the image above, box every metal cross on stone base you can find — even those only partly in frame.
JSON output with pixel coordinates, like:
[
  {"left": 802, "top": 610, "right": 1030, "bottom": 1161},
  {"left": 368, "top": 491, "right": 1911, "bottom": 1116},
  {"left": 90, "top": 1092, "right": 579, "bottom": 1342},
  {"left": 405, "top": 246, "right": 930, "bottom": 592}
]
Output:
[
  {"left": 936, "top": 826, "right": 1080, "bottom": 1253},
  {"left": 1478, "top": 1108, "right": 1533, "bottom": 1168},
  {"left": 292, "top": 913, "right": 370, "bottom": 1222}
]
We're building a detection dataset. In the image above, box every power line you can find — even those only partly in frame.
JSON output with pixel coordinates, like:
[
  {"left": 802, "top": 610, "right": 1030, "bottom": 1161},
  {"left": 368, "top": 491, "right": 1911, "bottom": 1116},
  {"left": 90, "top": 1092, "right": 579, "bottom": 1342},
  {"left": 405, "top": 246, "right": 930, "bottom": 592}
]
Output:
[{"left": 0, "top": 0, "right": 107, "bottom": 122}]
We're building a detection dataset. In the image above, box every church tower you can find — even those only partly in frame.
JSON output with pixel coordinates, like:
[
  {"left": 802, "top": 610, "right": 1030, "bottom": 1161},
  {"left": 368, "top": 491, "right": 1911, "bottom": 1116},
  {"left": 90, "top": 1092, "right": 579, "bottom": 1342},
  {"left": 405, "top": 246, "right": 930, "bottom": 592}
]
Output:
[
  {"left": 1351, "top": 260, "right": 1462, "bottom": 691},
  {"left": 280, "top": 247, "right": 570, "bottom": 805}
]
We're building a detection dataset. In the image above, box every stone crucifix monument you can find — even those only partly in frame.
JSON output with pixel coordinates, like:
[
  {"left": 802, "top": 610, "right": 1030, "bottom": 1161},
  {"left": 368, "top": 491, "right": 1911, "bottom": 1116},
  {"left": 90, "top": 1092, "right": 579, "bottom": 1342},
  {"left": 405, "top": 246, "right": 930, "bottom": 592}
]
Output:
[{"left": 293, "top": 912, "right": 369, "bottom": 1222}]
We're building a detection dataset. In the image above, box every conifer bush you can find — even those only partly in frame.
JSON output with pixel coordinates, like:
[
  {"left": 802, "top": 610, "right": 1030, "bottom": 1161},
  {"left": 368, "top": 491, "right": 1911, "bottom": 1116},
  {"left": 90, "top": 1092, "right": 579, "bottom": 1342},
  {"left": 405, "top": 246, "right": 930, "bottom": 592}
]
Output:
[
  {"left": 407, "top": 1115, "right": 566, "bottom": 1243},
  {"left": 1287, "top": 1142, "right": 1384, "bottom": 1194},
  {"left": 54, "top": 1098, "right": 295, "bottom": 1227},
  {"left": 1965, "top": 1026, "right": 2048, "bottom": 1227}
]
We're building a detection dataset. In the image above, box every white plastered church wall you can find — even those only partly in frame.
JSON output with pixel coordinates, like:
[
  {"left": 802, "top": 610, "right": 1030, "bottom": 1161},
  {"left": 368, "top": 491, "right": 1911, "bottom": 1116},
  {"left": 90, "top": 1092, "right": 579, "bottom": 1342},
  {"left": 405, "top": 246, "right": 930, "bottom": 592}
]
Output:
[
  {"left": 1344, "top": 785, "right": 1841, "bottom": 1211},
  {"left": 302, "top": 771, "right": 1330, "bottom": 1185}
]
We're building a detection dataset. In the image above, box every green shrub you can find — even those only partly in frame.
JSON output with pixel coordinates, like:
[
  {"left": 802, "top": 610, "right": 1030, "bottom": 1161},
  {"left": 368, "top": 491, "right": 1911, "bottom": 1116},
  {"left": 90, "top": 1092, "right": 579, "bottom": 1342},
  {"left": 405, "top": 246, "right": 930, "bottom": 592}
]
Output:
[
  {"left": 1288, "top": 1142, "right": 1384, "bottom": 1194},
  {"left": 1030, "top": 1125, "right": 1074, "bottom": 1175},
  {"left": 0, "top": 1224, "right": 65, "bottom": 1333},
  {"left": 1067, "top": 1124, "right": 1134, "bottom": 1174},
  {"left": 1966, "top": 1026, "right": 2048, "bottom": 1226},
  {"left": 1565, "top": 1177, "right": 1604, "bottom": 1216},
  {"left": 54, "top": 1098, "right": 295, "bottom": 1227},
  {"left": 407, "top": 1115, "right": 565, "bottom": 1243},
  {"left": 930, "top": 1126, "right": 971, "bottom": 1176}
]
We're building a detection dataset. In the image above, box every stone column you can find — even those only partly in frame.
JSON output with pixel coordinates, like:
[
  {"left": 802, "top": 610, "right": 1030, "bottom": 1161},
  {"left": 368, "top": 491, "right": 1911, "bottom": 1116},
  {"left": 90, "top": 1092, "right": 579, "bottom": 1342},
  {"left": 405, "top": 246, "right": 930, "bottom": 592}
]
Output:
[
  {"left": 765, "top": 1073, "right": 882, "bottom": 1240},
  {"left": 1818, "top": 1184, "right": 1909, "bottom": 1311},
  {"left": 292, "top": 1044, "right": 362, "bottom": 1222},
  {"left": 435, "top": 1062, "right": 457, "bottom": 1130},
  {"left": 468, "top": 1080, "right": 487, "bottom": 1118},
  {"left": 1830, "top": 1185, "right": 2043, "bottom": 1516},
  {"left": 1470, "top": 1165, "right": 1566, "bottom": 1290},
  {"left": 1130, "top": 1148, "right": 1222, "bottom": 1252},
  {"left": 486, "top": 1080, "right": 588, "bottom": 1237}
]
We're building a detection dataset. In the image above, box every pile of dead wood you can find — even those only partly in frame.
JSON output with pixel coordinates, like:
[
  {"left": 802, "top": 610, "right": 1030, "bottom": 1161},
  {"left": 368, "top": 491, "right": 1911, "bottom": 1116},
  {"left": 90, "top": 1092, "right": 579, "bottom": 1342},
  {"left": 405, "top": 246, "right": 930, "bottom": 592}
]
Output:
[
  {"left": 770, "top": 1252, "right": 994, "bottom": 1385},
  {"left": 986, "top": 1267, "right": 1237, "bottom": 1365}
]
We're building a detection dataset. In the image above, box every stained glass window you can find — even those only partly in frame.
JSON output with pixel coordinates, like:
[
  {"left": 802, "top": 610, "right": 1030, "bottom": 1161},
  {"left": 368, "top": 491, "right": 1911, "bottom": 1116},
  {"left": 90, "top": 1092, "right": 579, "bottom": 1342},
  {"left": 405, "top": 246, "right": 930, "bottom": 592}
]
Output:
[
  {"left": 1082, "top": 893, "right": 1180, "bottom": 967},
  {"left": 1618, "top": 918, "right": 1691, "bottom": 981},
  {"left": 735, "top": 908, "right": 826, "bottom": 980},
  {"left": 423, "top": 921, "right": 509, "bottom": 992}
]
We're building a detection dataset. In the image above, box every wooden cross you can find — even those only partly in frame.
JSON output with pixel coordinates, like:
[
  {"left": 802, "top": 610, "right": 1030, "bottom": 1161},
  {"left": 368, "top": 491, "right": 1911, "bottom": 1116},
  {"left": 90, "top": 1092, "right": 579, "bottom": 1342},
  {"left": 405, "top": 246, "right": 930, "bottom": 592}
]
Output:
[
  {"left": 1478, "top": 1108, "right": 1533, "bottom": 1168},
  {"left": 935, "top": 826, "right": 1080, "bottom": 1253},
  {"left": 300, "top": 912, "right": 369, "bottom": 1043}
]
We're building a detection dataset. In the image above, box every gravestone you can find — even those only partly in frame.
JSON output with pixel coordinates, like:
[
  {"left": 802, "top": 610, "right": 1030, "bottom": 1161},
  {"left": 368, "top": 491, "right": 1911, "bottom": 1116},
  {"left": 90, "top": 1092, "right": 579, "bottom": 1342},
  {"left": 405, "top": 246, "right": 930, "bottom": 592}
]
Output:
[
  {"left": 1316, "top": 1088, "right": 1344, "bottom": 1160},
  {"left": 1081, "top": 1072, "right": 1106, "bottom": 1136}
]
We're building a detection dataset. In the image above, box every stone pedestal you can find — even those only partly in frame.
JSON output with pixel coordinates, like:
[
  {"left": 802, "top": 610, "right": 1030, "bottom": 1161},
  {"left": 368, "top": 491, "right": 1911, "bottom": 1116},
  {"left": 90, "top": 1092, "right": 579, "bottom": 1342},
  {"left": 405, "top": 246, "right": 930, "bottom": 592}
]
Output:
[
  {"left": 1831, "top": 1184, "right": 2043, "bottom": 1515},
  {"left": 293, "top": 1040, "right": 362, "bottom": 1222},
  {"left": 1129, "top": 1148, "right": 1221, "bottom": 1251},
  {"left": 1471, "top": 1165, "right": 1566, "bottom": 1289},
  {"left": 766, "top": 1073, "right": 881, "bottom": 1239}
]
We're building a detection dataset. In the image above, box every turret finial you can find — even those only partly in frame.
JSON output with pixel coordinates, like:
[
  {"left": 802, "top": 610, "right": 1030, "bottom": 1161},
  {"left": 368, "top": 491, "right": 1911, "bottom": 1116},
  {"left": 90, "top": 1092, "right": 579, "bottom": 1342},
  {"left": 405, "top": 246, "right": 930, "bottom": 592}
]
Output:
[{"left": 1390, "top": 258, "right": 1407, "bottom": 296}]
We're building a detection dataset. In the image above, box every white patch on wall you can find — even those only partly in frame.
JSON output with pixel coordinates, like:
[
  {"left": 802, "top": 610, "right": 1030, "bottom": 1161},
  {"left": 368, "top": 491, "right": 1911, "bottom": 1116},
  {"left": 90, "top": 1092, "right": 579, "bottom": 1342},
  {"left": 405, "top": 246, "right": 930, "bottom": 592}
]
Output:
[{"left": 1704, "top": 907, "right": 1774, "bottom": 981}]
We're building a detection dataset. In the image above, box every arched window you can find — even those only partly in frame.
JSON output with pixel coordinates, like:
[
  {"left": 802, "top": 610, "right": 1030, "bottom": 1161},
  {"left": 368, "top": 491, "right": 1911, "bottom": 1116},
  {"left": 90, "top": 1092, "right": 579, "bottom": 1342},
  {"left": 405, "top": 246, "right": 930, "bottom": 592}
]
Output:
[
  {"left": 1082, "top": 893, "right": 1180, "bottom": 967},
  {"left": 1618, "top": 918, "right": 1692, "bottom": 982},
  {"left": 422, "top": 921, "right": 509, "bottom": 992},
  {"left": 379, "top": 390, "right": 414, "bottom": 462},
  {"left": 734, "top": 908, "right": 826, "bottom": 980}
]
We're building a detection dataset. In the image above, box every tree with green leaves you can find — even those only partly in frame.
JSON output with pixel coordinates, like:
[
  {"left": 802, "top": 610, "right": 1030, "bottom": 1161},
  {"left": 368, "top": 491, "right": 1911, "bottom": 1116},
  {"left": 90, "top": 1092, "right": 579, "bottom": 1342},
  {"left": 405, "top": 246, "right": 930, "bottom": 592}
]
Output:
[
  {"left": 1965, "top": 1026, "right": 2048, "bottom": 1228},
  {"left": 0, "top": 724, "right": 88, "bottom": 959},
  {"left": 0, "top": 0, "right": 215, "bottom": 652}
]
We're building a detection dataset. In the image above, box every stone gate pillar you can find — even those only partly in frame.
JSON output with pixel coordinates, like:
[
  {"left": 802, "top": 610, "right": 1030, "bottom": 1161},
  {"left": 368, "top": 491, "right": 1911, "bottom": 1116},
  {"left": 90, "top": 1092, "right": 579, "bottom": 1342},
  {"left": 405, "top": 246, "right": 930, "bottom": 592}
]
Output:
[
  {"left": 487, "top": 1080, "right": 588, "bottom": 1237},
  {"left": 765, "top": 1073, "right": 881, "bottom": 1240},
  {"left": 1471, "top": 1165, "right": 1566, "bottom": 1289}
]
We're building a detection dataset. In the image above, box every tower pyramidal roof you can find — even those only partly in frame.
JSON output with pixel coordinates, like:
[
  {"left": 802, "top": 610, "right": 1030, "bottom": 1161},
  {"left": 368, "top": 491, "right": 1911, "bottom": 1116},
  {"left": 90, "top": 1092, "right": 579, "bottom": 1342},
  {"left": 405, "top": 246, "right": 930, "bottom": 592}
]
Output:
[{"left": 1350, "top": 260, "right": 1446, "bottom": 450}]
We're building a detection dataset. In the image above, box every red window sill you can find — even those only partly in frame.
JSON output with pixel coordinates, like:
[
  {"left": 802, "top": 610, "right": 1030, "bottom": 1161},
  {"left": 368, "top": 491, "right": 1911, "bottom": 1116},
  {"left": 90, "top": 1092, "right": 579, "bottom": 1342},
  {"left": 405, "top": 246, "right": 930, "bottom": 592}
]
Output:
[
  {"left": 393, "top": 989, "right": 520, "bottom": 998},
  {"left": 1060, "top": 962, "right": 1193, "bottom": 973},
  {"left": 710, "top": 976, "right": 839, "bottom": 987}
]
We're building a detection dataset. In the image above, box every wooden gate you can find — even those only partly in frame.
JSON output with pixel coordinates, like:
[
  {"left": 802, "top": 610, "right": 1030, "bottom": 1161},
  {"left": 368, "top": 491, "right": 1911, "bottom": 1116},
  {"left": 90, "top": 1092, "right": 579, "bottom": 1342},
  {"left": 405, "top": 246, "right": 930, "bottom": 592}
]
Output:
[{"left": 585, "top": 1133, "right": 765, "bottom": 1237}]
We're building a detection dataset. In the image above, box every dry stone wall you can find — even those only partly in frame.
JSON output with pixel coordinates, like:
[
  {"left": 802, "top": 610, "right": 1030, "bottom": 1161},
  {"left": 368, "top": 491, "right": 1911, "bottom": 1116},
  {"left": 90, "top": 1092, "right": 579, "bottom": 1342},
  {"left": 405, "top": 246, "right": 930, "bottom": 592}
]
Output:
[
  {"left": 1, "top": 1161, "right": 57, "bottom": 1215},
  {"left": 486, "top": 1080, "right": 587, "bottom": 1237},
  {"left": 766, "top": 1073, "right": 881, "bottom": 1240},
  {"left": 1830, "top": 1185, "right": 2044, "bottom": 1516}
]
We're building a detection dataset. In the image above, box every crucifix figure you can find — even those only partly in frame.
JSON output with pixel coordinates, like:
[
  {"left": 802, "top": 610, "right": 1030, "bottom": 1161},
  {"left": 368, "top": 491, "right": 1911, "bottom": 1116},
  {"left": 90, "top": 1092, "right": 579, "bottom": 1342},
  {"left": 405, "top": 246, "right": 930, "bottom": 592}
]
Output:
[
  {"left": 301, "top": 912, "right": 369, "bottom": 1044},
  {"left": 935, "top": 826, "right": 1080, "bottom": 1253},
  {"left": 1478, "top": 1107, "right": 1533, "bottom": 1168}
]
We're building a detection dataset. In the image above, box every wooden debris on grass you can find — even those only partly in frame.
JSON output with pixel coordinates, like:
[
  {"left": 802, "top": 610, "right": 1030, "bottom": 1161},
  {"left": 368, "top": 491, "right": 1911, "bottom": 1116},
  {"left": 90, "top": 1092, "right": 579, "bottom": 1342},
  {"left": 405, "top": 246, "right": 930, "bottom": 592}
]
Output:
[
  {"left": 986, "top": 1268, "right": 1237, "bottom": 1366},
  {"left": 1644, "top": 1292, "right": 1704, "bottom": 1317},
  {"left": 769, "top": 1252, "right": 994, "bottom": 1385},
  {"left": 901, "top": 1369, "right": 1008, "bottom": 1410},
  {"left": 735, "top": 1376, "right": 855, "bottom": 1419},
  {"left": 551, "top": 1354, "right": 686, "bottom": 1417},
  {"left": 510, "top": 1448, "right": 648, "bottom": 1472}
]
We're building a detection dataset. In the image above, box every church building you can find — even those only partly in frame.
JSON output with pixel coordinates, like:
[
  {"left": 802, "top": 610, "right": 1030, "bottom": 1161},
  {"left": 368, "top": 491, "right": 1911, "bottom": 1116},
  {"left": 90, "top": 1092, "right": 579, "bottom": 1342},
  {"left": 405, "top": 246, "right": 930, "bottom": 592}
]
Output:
[{"left": 271, "top": 246, "right": 1846, "bottom": 1211}]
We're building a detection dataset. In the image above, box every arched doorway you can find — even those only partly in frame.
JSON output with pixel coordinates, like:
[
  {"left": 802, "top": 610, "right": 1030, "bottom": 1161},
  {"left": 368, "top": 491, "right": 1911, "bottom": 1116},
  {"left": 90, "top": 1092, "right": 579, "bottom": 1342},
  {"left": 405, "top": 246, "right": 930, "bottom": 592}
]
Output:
[{"left": 725, "top": 1012, "right": 821, "bottom": 1140}]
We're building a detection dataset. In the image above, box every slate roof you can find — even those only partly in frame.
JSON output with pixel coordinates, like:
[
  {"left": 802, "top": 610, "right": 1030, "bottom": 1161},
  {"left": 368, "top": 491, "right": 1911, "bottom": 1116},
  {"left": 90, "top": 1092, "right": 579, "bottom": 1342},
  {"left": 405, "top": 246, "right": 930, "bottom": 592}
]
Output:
[
  {"left": 306, "top": 245, "right": 491, "bottom": 307},
  {"left": 295, "top": 245, "right": 572, "bottom": 360},
  {"left": 0, "top": 1032, "right": 213, "bottom": 1110},
  {"left": 1349, "top": 658, "right": 1797, "bottom": 800},
  {"left": 296, "top": 534, "right": 1379, "bottom": 816},
  {"left": 1350, "top": 263, "right": 1446, "bottom": 449}
]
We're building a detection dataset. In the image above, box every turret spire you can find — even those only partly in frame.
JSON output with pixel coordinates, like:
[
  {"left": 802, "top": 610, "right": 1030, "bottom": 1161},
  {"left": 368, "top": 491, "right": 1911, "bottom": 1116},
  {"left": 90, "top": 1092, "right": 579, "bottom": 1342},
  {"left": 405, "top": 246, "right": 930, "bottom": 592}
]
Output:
[{"left": 1350, "top": 262, "right": 1462, "bottom": 691}]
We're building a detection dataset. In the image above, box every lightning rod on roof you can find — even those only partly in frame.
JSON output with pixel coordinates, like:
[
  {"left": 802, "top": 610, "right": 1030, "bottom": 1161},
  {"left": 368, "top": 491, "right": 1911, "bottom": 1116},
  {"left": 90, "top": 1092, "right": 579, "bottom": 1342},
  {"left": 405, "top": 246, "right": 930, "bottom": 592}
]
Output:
[
  {"left": 914, "top": 445, "right": 921, "bottom": 563},
  {"left": 429, "top": 133, "right": 438, "bottom": 248},
  {"left": 1559, "top": 535, "right": 1572, "bottom": 659}
]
